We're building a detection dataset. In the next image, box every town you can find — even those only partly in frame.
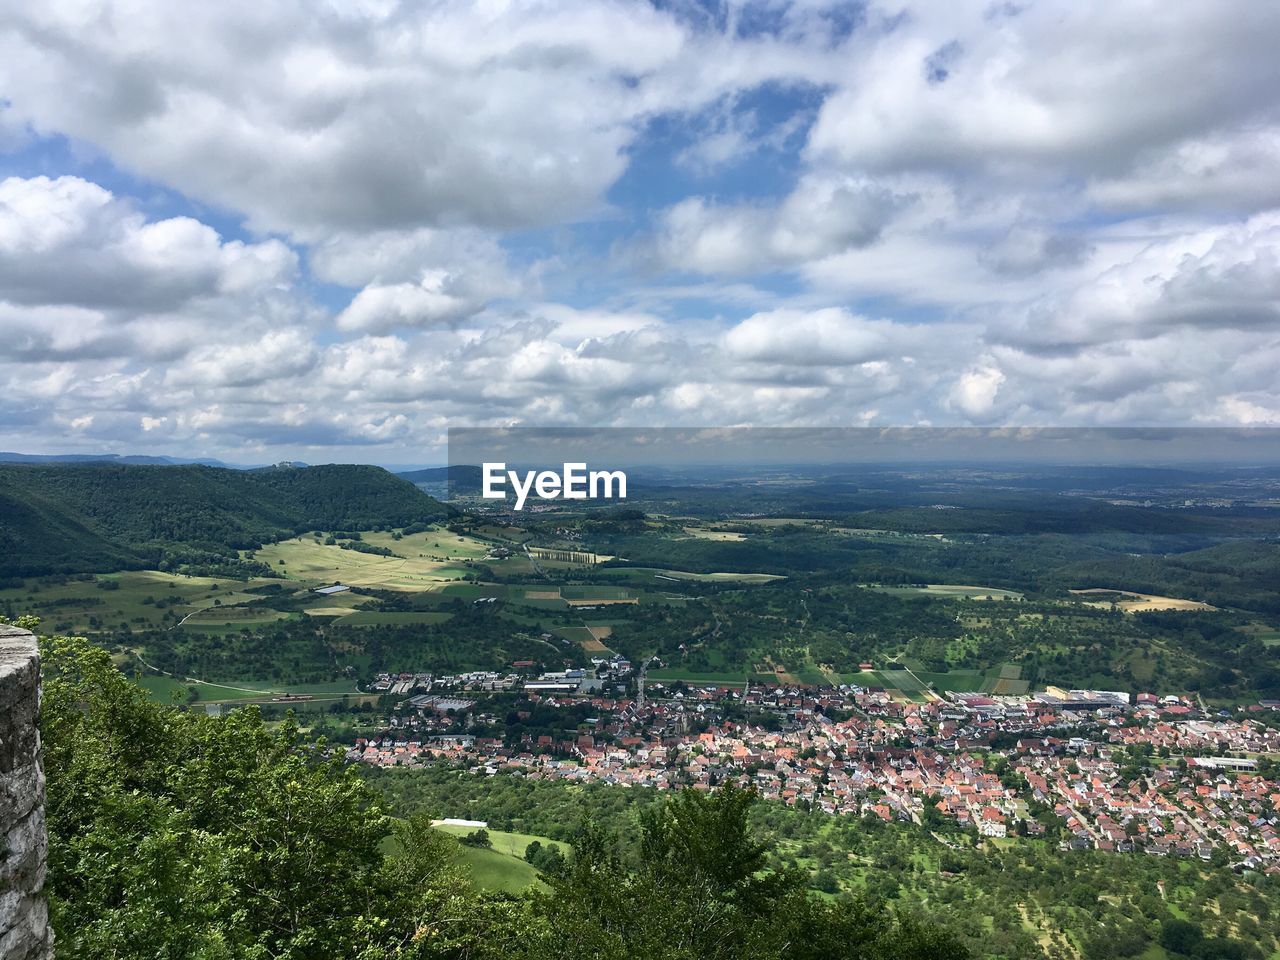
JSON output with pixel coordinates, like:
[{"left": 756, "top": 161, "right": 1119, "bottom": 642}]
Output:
[{"left": 350, "top": 667, "right": 1280, "bottom": 872}]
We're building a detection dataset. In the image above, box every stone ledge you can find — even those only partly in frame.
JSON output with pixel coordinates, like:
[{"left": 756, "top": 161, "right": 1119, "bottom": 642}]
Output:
[
  {"left": 0, "top": 628, "right": 40, "bottom": 713},
  {"left": 0, "top": 625, "right": 52, "bottom": 960}
]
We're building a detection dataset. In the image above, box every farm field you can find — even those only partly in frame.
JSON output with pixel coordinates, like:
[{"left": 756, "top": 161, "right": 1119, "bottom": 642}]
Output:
[
  {"left": 681, "top": 526, "right": 746, "bottom": 541},
  {"left": 874, "top": 669, "right": 931, "bottom": 700},
  {"left": 1069, "top": 588, "right": 1216, "bottom": 612},
  {"left": 1241, "top": 622, "right": 1280, "bottom": 647},
  {"left": 596, "top": 566, "right": 785, "bottom": 584},
  {"left": 905, "top": 664, "right": 1030, "bottom": 696},
  {"left": 179, "top": 606, "right": 296, "bottom": 630},
  {"left": 0, "top": 570, "right": 282, "bottom": 634},
  {"left": 645, "top": 667, "right": 749, "bottom": 687},
  {"left": 362, "top": 529, "right": 491, "bottom": 560},
  {"left": 135, "top": 672, "right": 363, "bottom": 705},
  {"left": 862, "top": 583, "right": 1025, "bottom": 601},
  {"left": 248, "top": 534, "right": 479, "bottom": 590},
  {"left": 336, "top": 611, "right": 455, "bottom": 627}
]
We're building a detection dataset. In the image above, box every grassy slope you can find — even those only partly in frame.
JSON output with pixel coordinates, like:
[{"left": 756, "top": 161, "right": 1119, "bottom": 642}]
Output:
[{"left": 432, "top": 824, "right": 568, "bottom": 894}]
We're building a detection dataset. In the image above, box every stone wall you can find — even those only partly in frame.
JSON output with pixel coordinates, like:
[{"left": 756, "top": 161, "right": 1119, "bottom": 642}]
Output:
[{"left": 0, "top": 626, "right": 54, "bottom": 960}]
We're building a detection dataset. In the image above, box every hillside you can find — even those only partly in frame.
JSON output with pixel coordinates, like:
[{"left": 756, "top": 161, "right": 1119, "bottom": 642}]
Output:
[{"left": 0, "top": 463, "right": 449, "bottom": 578}]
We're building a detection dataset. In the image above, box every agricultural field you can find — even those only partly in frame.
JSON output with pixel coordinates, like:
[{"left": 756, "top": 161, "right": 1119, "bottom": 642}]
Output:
[
  {"left": 1241, "top": 622, "right": 1280, "bottom": 647},
  {"left": 0, "top": 570, "right": 283, "bottom": 634},
  {"left": 560, "top": 584, "right": 638, "bottom": 606},
  {"left": 596, "top": 566, "right": 785, "bottom": 584},
  {"left": 1069, "top": 588, "right": 1216, "bottom": 613},
  {"left": 134, "top": 672, "right": 363, "bottom": 706},
  {"left": 863, "top": 583, "right": 1025, "bottom": 601},
  {"left": 178, "top": 606, "right": 297, "bottom": 632},
  {"left": 335, "top": 611, "right": 455, "bottom": 627},
  {"left": 874, "top": 669, "right": 932, "bottom": 700},
  {"left": 680, "top": 526, "right": 747, "bottom": 541},
  {"left": 247, "top": 530, "right": 488, "bottom": 590},
  {"left": 645, "top": 667, "right": 750, "bottom": 687},
  {"left": 362, "top": 528, "right": 492, "bottom": 560}
]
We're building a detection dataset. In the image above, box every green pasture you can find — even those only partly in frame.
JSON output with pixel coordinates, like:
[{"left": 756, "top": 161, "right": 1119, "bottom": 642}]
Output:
[
  {"left": 248, "top": 531, "right": 481, "bottom": 591},
  {"left": 0, "top": 570, "right": 281, "bottom": 634},
  {"left": 431, "top": 824, "right": 567, "bottom": 894},
  {"left": 336, "top": 611, "right": 455, "bottom": 627}
]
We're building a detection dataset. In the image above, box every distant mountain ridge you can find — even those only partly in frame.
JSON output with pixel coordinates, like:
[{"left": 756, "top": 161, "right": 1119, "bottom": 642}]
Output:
[
  {"left": 0, "top": 462, "right": 449, "bottom": 578},
  {"left": 0, "top": 451, "right": 238, "bottom": 467}
]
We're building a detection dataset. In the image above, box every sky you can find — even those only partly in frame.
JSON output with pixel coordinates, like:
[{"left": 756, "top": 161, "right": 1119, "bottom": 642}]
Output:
[{"left": 1, "top": 0, "right": 1279, "bottom": 465}]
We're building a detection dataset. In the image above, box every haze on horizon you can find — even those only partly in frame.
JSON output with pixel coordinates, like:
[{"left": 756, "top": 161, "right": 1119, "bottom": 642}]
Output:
[{"left": 2, "top": 1, "right": 1280, "bottom": 465}]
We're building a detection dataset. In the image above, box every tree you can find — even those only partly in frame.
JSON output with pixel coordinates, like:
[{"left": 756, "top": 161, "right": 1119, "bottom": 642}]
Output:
[{"left": 40, "top": 633, "right": 398, "bottom": 959}]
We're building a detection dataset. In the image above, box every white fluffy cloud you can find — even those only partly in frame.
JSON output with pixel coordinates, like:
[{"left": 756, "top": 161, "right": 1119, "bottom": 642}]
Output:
[
  {"left": 0, "top": 1, "right": 690, "bottom": 236},
  {"left": 648, "top": 175, "right": 904, "bottom": 273},
  {"left": 724, "top": 308, "right": 907, "bottom": 366},
  {"left": 2, "top": 0, "right": 1280, "bottom": 459},
  {"left": 807, "top": 2, "right": 1280, "bottom": 186},
  {"left": 0, "top": 176, "right": 295, "bottom": 311},
  {"left": 336, "top": 274, "right": 484, "bottom": 333}
]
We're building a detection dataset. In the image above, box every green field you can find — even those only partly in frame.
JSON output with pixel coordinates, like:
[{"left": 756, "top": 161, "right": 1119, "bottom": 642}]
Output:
[
  {"left": 0, "top": 570, "right": 283, "bottom": 634},
  {"left": 874, "top": 669, "right": 930, "bottom": 699},
  {"left": 646, "top": 667, "right": 749, "bottom": 687},
  {"left": 363, "top": 528, "right": 491, "bottom": 560},
  {"left": 336, "top": 611, "right": 455, "bottom": 627},
  {"left": 1242, "top": 622, "right": 1280, "bottom": 647},
  {"left": 0, "top": 524, "right": 494, "bottom": 634},
  {"left": 910, "top": 669, "right": 987, "bottom": 693},
  {"left": 248, "top": 526, "right": 491, "bottom": 590},
  {"left": 134, "top": 671, "right": 362, "bottom": 705},
  {"left": 559, "top": 584, "right": 633, "bottom": 600},
  {"left": 431, "top": 824, "right": 568, "bottom": 894},
  {"left": 862, "top": 583, "right": 1024, "bottom": 600},
  {"left": 179, "top": 607, "right": 298, "bottom": 632}
]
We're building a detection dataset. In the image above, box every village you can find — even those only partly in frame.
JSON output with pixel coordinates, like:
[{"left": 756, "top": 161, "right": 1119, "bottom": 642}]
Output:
[{"left": 348, "top": 670, "right": 1280, "bottom": 871}]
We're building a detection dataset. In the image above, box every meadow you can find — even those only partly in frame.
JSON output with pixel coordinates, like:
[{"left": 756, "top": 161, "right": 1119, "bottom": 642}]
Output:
[
  {"left": 0, "top": 570, "right": 281, "bottom": 634},
  {"left": 248, "top": 534, "right": 485, "bottom": 590},
  {"left": 429, "top": 823, "right": 568, "bottom": 894}
]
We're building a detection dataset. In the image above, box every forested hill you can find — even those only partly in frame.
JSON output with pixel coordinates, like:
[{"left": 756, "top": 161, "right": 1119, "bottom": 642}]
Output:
[{"left": 0, "top": 462, "right": 449, "bottom": 578}]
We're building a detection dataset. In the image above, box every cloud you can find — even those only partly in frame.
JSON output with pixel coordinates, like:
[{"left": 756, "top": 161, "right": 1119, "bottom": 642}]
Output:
[
  {"left": 1087, "top": 129, "right": 1280, "bottom": 214},
  {"left": 336, "top": 273, "right": 484, "bottom": 333},
  {"left": 999, "top": 212, "right": 1280, "bottom": 350},
  {"left": 947, "top": 363, "right": 1005, "bottom": 419},
  {"left": 724, "top": 308, "right": 906, "bottom": 366},
  {"left": 2, "top": 0, "right": 1280, "bottom": 460},
  {"left": 0, "top": 175, "right": 296, "bottom": 311},
  {"left": 807, "top": 2, "right": 1280, "bottom": 184},
  {"left": 977, "top": 226, "right": 1092, "bottom": 277},
  {"left": 0, "top": 1, "right": 691, "bottom": 236},
  {"left": 646, "top": 174, "right": 904, "bottom": 274}
]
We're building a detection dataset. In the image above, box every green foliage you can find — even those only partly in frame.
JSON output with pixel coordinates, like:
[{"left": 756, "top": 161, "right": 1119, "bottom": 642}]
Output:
[
  {"left": 41, "top": 634, "right": 392, "bottom": 958},
  {"left": 533, "top": 783, "right": 969, "bottom": 960},
  {"left": 37, "top": 631, "right": 966, "bottom": 960},
  {"left": 0, "top": 463, "right": 448, "bottom": 578}
]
